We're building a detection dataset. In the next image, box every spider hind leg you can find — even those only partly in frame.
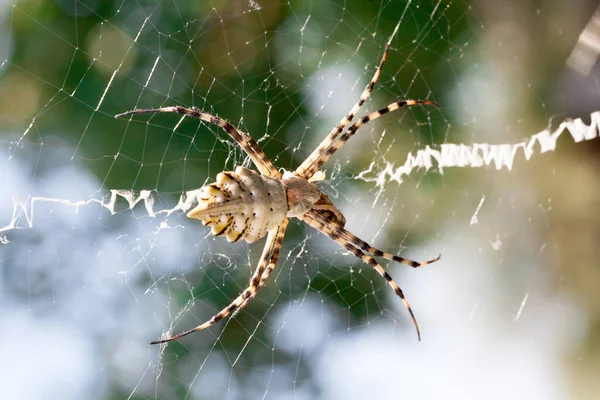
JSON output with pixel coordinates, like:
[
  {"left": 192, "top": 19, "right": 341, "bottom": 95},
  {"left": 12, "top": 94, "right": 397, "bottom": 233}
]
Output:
[{"left": 150, "top": 222, "right": 288, "bottom": 345}]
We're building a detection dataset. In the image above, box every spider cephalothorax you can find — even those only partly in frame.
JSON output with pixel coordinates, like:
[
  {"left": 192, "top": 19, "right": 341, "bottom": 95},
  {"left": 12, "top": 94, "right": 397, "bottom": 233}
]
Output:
[{"left": 116, "top": 21, "right": 440, "bottom": 345}]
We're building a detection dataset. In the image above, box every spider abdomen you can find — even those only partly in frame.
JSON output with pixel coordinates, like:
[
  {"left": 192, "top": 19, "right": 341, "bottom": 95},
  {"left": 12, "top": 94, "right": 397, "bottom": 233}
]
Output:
[{"left": 187, "top": 166, "right": 287, "bottom": 243}]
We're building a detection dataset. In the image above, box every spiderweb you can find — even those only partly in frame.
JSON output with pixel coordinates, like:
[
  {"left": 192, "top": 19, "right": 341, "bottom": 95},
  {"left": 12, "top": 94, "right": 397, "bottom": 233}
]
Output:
[{"left": 1, "top": 1, "right": 599, "bottom": 399}]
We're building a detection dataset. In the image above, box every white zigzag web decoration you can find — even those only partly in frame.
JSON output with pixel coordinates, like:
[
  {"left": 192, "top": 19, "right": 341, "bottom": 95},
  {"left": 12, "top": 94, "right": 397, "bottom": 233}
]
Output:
[
  {"left": 2, "top": 111, "right": 599, "bottom": 238},
  {"left": 356, "top": 111, "right": 600, "bottom": 187}
]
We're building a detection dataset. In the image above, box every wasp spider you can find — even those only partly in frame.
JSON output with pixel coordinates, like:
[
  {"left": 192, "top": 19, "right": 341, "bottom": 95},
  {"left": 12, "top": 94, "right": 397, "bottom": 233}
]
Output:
[{"left": 116, "top": 23, "right": 440, "bottom": 344}]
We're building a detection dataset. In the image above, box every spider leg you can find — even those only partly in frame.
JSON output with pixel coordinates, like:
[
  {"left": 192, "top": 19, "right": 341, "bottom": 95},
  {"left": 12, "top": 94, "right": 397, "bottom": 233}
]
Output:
[
  {"left": 310, "top": 210, "right": 440, "bottom": 267},
  {"left": 150, "top": 220, "right": 287, "bottom": 345},
  {"left": 303, "top": 98, "right": 437, "bottom": 177},
  {"left": 115, "top": 106, "right": 280, "bottom": 178},
  {"left": 295, "top": 21, "right": 403, "bottom": 179},
  {"left": 299, "top": 213, "right": 422, "bottom": 341},
  {"left": 231, "top": 218, "right": 289, "bottom": 317}
]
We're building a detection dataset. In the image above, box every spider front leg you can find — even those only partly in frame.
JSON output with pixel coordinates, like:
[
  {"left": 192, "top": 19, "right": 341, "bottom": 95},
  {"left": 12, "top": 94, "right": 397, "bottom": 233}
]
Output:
[
  {"left": 308, "top": 210, "right": 440, "bottom": 267},
  {"left": 302, "top": 98, "right": 437, "bottom": 178},
  {"left": 151, "top": 221, "right": 287, "bottom": 345},
  {"left": 295, "top": 20, "right": 403, "bottom": 179},
  {"left": 299, "top": 212, "right": 423, "bottom": 340}
]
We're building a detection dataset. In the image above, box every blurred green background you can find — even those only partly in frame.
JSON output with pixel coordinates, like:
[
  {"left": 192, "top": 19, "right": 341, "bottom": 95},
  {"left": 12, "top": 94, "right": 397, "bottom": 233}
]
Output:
[{"left": 1, "top": 0, "right": 600, "bottom": 399}]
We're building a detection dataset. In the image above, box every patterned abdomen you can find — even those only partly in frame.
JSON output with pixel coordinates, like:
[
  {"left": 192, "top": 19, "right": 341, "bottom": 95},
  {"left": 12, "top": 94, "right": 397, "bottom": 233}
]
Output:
[{"left": 187, "top": 166, "right": 287, "bottom": 243}]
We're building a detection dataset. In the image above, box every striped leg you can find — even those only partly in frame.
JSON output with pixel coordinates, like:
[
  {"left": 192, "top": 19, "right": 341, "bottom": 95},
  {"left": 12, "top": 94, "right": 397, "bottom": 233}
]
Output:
[
  {"left": 295, "top": 21, "right": 402, "bottom": 179},
  {"left": 115, "top": 106, "right": 280, "bottom": 178},
  {"left": 303, "top": 99, "right": 437, "bottom": 177},
  {"left": 310, "top": 210, "right": 440, "bottom": 267},
  {"left": 231, "top": 218, "right": 289, "bottom": 317},
  {"left": 150, "top": 221, "right": 286, "bottom": 345},
  {"left": 299, "top": 212, "right": 422, "bottom": 341}
]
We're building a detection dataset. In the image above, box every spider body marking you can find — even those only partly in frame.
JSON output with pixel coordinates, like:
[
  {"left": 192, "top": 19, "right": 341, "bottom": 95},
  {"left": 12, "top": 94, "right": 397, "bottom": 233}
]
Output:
[
  {"left": 115, "top": 20, "right": 440, "bottom": 345},
  {"left": 188, "top": 166, "right": 320, "bottom": 243}
]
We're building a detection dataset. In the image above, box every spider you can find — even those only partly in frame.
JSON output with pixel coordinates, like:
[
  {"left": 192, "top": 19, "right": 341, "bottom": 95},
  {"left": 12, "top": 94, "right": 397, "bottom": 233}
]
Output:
[{"left": 116, "top": 24, "right": 440, "bottom": 345}]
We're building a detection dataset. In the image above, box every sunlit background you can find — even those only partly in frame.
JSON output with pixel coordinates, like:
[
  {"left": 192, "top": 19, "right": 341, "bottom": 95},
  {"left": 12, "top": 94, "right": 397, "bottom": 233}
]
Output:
[{"left": 1, "top": 1, "right": 599, "bottom": 399}]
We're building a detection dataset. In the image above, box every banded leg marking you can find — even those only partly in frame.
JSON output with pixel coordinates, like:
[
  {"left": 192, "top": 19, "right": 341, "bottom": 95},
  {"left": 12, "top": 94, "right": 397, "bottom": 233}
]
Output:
[
  {"left": 150, "top": 222, "right": 285, "bottom": 345},
  {"left": 311, "top": 210, "right": 440, "bottom": 267},
  {"left": 299, "top": 212, "right": 422, "bottom": 341},
  {"left": 232, "top": 218, "right": 289, "bottom": 317},
  {"left": 305, "top": 99, "right": 437, "bottom": 175},
  {"left": 116, "top": 106, "right": 280, "bottom": 178},
  {"left": 296, "top": 21, "right": 403, "bottom": 179}
]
